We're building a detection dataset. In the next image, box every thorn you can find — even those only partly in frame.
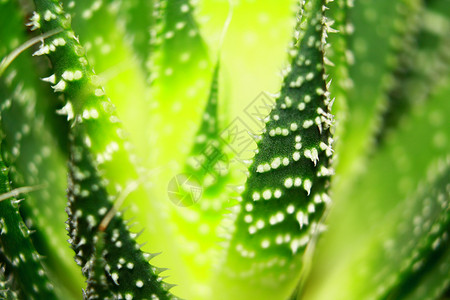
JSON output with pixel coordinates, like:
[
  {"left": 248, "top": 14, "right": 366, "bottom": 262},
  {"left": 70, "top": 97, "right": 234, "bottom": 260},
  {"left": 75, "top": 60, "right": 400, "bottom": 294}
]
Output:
[
  {"left": 130, "top": 228, "right": 145, "bottom": 239},
  {"left": 41, "top": 74, "right": 56, "bottom": 84},
  {"left": 143, "top": 252, "right": 161, "bottom": 261},
  {"left": 323, "top": 56, "right": 334, "bottom": 66},
  {"left": 162, "top": 282, "right": 177, "bottom": 291},
  {"left": 152, "top": 266, "right": 168, "bottom": 275}
]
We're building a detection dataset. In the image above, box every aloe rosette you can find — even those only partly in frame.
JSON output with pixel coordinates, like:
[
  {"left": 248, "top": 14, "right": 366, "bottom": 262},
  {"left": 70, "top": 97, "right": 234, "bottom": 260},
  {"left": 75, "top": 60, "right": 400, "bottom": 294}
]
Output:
[{"left": 0, "top": 0, "right": 449, "bottom": 299}]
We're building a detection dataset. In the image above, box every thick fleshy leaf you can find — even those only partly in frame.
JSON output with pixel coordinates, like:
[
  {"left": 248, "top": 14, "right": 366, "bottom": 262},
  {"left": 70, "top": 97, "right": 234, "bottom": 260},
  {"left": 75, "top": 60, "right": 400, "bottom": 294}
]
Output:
[
  {"left": 61, "top": 0, "right": 154, "bottom": 164},
  {"left": 148, "top": 0, "right": 212, "bottom": 168},
  {"left": 376, "top": 0, "right": 450, "bottom": 145},
  {"left": 0, "top": 151, "right": 58, "bottom": 299},
  {"left": 304, "top": 69, "right": 450, "bottom": 300},
  {"left": 31, "top": 0, "right": 178, "bottom": 297},
  {"left": 305, "top": 156, "right": 449, "bottom": 300},
  {"left": 0, "top": 0, "right": 84, "bottom": 297},
  {"left": 324, "top": 0, "right": 350, "bottom": 143},
  {"left": 0, "top": 265, "right": 18, "bottom": 300},
  {"left": 333, "top": 0, "right": 414, "bottom": 194},
  {"left": 214, "top": 1, "right": 334, "bottom": 299},
  {"left": 67, "top": 131, "right": 177, "bottom": 299}
]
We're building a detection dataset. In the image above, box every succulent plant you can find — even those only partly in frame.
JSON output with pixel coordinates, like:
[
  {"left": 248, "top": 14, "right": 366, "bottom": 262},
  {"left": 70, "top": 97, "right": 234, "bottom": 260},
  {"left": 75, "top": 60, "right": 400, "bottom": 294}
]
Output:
[{"left": 0, "top": 0, "right": 449, "bottom": 299}]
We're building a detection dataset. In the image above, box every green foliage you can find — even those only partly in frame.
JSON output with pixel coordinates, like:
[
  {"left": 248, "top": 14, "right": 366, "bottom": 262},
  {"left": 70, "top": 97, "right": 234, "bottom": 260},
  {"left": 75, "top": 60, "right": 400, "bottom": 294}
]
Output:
[
  {"left": 0, "top": 153, "right": 57, "bottom": 299},
  {"left": 0, "top": 0, "right": 449, "bottom": 299},
  {"left": 214, "top": 1, "right": 334, "bottom": 299}
]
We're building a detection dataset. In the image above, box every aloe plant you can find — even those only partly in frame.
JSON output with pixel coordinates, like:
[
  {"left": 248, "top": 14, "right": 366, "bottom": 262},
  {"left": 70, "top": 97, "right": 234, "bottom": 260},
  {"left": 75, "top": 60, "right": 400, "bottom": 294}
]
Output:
[{"left": 0, "top": 0, "right": 449, "bottom": 299}]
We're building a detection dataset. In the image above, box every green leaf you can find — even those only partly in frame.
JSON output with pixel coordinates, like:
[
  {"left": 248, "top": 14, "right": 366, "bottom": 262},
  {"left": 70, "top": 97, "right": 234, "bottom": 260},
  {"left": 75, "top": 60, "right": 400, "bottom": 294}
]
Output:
[
  {"left": 333, "top": 0, "right": 413, "bottom": 194},
  {"left": 214, "top": 1, "right": 334, "bottom": 299},
  {"left": 0, "top": 264, "right": 19, "bottom": 300},
  {"left": 376, "top": 0, "right": 450, "bottom": 145},
  {"left": 303, "top": 67, "right": 450, "bottom": 300},
  {"left": 184, "top": 62, "right": 227, "bottom": 189},
  {"left": 308, "top": 156, "right": 449, "bottom": 300},
  {"left": 60, "top": 0, "right": 154, "bottom": 164},
  {"left": 31, "top": 0, "right": 178, "bottom": 297},
  {"left": 0, "top": 0, "right": 84, "bottom": 297},
  {"left": 323, "top": 0, "right": 350, "bottom": 144},
  {"left": 148, "top": 0, "right": 212, "bottom": 168},
  {"left": 67, "top": 131, "right": 177, "bottom": 299},
  {"left": 0, "top": 150, "right": 58, "bottom": 300},
  {"left": 83, "top": 232, "right": 114, "bottom": 299}
]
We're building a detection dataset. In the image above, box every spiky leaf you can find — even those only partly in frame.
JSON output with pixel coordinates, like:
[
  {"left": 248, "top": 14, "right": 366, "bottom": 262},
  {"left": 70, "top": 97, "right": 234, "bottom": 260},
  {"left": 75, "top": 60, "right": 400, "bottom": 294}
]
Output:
[{"left": 215, "top": 1, "right": 334, "bottom": 299}]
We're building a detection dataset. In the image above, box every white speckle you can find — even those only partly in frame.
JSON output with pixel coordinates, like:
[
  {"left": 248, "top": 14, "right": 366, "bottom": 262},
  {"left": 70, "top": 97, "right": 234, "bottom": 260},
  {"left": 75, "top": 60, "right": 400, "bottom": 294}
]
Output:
[
  {"left": 271, "top": 157, "right": 281, "bottom": 169},
  {"left": 303, "top": 120, "right": 314, "bottom": 128},
  {"left": 314, "top": 194, "right": 322, "bottom": 203},
  {"left": 98, "top": 207, "right": 107, "bottom": 215},
  {"left": 290, "top": 236, "right": 310, "bottom": 254},
  {"left": 274, "top": 189, "right": 282, "bottom": 198},
  {"left": 136, "top": 280, "right": 144, "bottom": 288},
  {"left": 261, "top": 239, "right": 270, "bottom": 248},
  {"left": 94, "top": 88, "right": 104, "bottom": 96},
  {"left": 285, "top": 96, "right": 292, "bottom": 107},
  {"left": 27, "top": 12, "right": 40, "bottom": 30},
  {"left": 44, "top": 10, "right": 56, "bottom": 21},
  {"left": 33, "top": 44, "right": 50, "bottom": 56},
  {"left": 262, "top": 190, "right": 272, "bottom": 200},
  {"left": 298, "top": 103, "right": 305, "bottom": 111},
  {"left": 73, "top": 70, "right": 82, "bottom": 80},
  {"left": 86, "top": 215, "right": 96, "bottom": 228},
  {"left": 165, "top": 31, "right": 174, "bottom": 39},
  {"left": 52, "top": 80, "right": 66, "bottom": 92},
  {"left": 84, "top": 136, "right": 92, "bottom": 147},
  {"left": 176, "top": 22, "right": 186, "bottom": 30},
  {"left": 111, "top": 272, "right": 119, "bottom": 284},
  {"left": 256, "top": 220, "right": 265, "bottom": 229},
  {"left": 164, "top": 68, "right": 173, "bottom": 76},
  {"left": 62, "top": 71, "right": 74, "bottom": 81},
  {"left": 252, "top": 192, "right": 260, "bottom": 201},
  {"left": 82, "top": 10, "right": 93, "bottom": 19},
  {"left": 284, "top": 178, "right": 293, "bottom": 188},
  {"left": 290, "top": 123, "right": 298, "bottom": 131},
  {"left": 303, "top": 179, "right": 312, "bottom": 195},
  {"left": 245, "top": 203, "right": 253, "bottom": 211},
  {"left": 244, "top": 215, "right": 253, "bottom": 223},
  {"left": 293, "top": 152, "right": 300, "bottom": 161},
  {"left": 90, "top": 108, "right": 99, "bottom": 119},
  {"left": 276, "top": 235, "right": 284, "bottom": 245},
  {"left": 296, "top": 211, "right": 308, "bottom": 228},
  {"left": 181, "top": 4, "right": 189, "bottom": 12},
  {"left": 276, "top": 212, "right": 284, "bottom": 222},
  {"left": 180, "top": 52, "right": 190, "bottom": 62},
  {"left": 322, "top": 193, "right": 332, "bottom": 204},
  {"left": 287, "top": 204, "right": 295, "bottom": 214}
]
